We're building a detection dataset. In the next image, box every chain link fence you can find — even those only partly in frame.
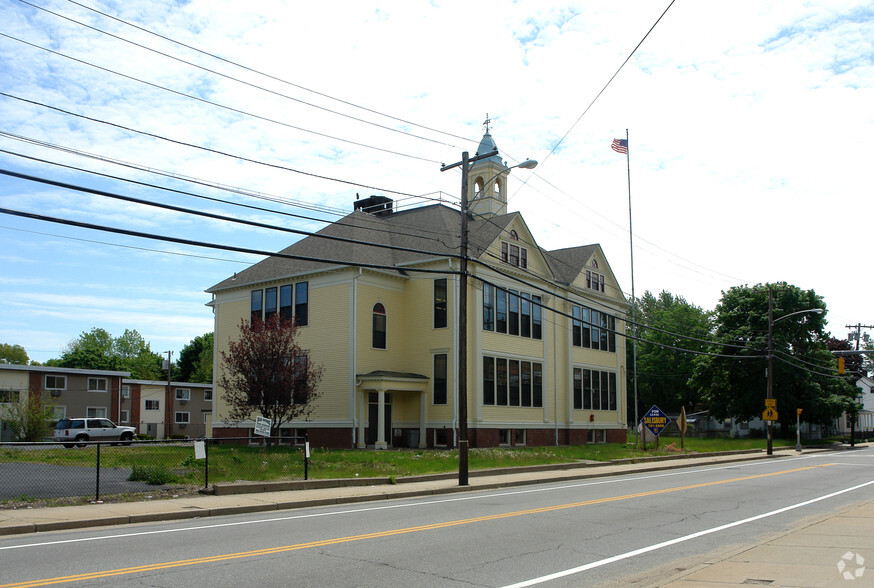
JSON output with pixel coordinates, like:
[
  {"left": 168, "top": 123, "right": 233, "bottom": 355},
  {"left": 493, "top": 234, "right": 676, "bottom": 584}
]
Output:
[{"left": 0, "top": 437, "right": 310, "bottom": 507}]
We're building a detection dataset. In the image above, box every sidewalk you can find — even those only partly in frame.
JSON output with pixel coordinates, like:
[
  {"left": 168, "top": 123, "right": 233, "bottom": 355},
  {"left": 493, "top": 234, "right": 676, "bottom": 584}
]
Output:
[{"left": 656, "top": 498, "right": 874, "bottom": 587}]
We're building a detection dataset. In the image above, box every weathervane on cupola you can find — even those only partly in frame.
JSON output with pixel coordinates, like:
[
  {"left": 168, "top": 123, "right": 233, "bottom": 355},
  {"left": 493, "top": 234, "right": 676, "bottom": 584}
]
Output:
[{"left": 468, "top": 113, "right": 511, "bottom": 218}]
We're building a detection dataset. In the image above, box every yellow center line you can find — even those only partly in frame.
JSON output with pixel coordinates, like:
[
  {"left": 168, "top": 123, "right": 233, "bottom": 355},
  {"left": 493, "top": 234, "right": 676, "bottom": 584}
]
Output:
[{"left": 1, "top": 463, "right": 835, "bottom": 588}]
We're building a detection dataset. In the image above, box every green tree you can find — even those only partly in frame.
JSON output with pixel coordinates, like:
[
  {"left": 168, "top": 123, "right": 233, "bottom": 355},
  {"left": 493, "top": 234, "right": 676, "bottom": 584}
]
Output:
[
  {"left": 691, "top": 283, "right": 852, "bottom": 431},
  {"left": 177, "top": 333, "right": 214, "bottom": 383},
  {"left": 0, "top": 343, "right": 29, "bottom": 365},
  {"left": 2, "top": 393, "right": 56, "bottom": 441},
  {"left": 218, "top": 316, "right": 322, "bottom": 438},
  {"left": 58, "top": 328, "right": 162, "bottom": 379},
  {"left": 627, "top": 291, "right": 712, "bottom": 422}
]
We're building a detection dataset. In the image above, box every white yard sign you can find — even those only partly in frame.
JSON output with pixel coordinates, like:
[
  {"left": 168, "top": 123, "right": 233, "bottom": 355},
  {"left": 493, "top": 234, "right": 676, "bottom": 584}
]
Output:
[{"left": 254, "top": 416, "right": 272, "bottom": 437}]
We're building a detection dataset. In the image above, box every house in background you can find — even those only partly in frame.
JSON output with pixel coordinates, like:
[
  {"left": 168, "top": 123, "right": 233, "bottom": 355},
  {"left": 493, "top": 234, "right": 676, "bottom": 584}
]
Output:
[
  {"left": 0, "top": 364, "right": 130, "bottom": 440},
  {"left": 835, "top": 376, "right": 874, "bottom": 436},
  {"left": 206, "top": 130, "right": 629, "bottom": 449},
  {"left": 124, "top": 380, "right": 212, "bottom": 439}
]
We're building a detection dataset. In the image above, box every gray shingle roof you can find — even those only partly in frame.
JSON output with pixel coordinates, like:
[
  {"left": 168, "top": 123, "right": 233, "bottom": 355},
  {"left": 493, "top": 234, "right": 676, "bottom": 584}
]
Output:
[{"left": 207, "top": 203, "right": 599, "bottom": 293}]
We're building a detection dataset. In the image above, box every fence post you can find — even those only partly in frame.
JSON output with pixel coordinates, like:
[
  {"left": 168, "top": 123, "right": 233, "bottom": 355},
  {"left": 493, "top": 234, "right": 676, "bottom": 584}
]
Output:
[
  {"left": 304, "top": 433, "right": 309, "bottom": 481},
  {"left": 95, "top": 442, "right": 101, "bottom": 503},
  {"left": 204, "top": 438, "right": 209, "bottom": 490}
]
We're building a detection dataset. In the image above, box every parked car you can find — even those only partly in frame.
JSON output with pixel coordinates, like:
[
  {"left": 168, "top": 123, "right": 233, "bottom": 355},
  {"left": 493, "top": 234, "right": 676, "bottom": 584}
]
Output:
[{"left": 53, "top": 418, "right": 137, "bottom": 448}]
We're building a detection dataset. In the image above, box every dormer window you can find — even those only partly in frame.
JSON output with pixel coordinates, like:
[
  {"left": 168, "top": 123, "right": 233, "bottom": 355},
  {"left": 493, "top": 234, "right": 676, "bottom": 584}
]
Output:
[
  {"left": 586, "top": 270, "right": 605, "bottom": 293},
  {"left": 501, "top": 242, "right": 528, "bottom": 269}
]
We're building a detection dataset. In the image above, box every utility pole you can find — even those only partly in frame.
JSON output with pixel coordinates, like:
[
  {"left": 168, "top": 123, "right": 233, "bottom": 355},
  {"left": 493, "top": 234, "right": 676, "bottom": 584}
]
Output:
[
  {"left": 843, "top": 324, "right": 872, "bottom": 447},
  {"left": 164, "top": 351, "right": 172, "bottom": 438},
  {"left": 441, "top": 147, "right": 498, "bottom": 487}
]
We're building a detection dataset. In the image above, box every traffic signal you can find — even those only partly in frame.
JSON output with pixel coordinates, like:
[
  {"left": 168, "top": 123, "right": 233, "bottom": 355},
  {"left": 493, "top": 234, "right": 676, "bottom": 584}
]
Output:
[{"left": 838, "top": 357, "right": 845, "bottom": 374}]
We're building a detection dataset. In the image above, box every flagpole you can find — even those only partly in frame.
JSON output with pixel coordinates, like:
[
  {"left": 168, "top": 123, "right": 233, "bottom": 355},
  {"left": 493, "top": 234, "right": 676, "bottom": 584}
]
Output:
[{"left": 625, "top": 129, "right": 640, "bottom": 449}]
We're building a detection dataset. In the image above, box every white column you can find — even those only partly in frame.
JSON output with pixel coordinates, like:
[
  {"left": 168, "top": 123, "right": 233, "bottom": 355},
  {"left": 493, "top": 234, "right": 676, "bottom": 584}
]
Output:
[
  {"left": 356, "top": 389, "right": 366, "bottom": 448},
  {"left": 419, "top": 391, "right": 427, "bottom": 448},
  {"left": 375, "top": 389, "right": 387, "bottom": 449}
]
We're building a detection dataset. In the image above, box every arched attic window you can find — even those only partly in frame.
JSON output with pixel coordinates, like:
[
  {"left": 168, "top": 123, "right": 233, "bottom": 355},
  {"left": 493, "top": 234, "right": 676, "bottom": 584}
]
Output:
[{"left": 372, "top": 303, "right": 386, "bottom": 349}]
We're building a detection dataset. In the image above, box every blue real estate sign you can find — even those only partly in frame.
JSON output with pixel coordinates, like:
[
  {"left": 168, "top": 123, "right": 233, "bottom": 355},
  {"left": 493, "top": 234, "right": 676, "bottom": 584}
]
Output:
[{"left": 642, "top": 405, "right": 671, "bottom": 437}]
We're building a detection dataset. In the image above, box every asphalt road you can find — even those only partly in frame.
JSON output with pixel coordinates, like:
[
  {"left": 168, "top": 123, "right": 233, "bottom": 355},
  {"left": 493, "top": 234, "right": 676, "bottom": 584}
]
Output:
[
  {"left": 1, "top": 448, "right": 872, "bottom": 587},
  {"left": 0, "top": 462, "right": 162, "bottom": 500}
]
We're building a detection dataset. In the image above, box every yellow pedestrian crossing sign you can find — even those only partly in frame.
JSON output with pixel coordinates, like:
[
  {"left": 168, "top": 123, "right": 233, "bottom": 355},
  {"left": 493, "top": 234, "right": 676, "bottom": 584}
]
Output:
[{"left": 762, "top": 407, "right": 778, "bottom": 421}]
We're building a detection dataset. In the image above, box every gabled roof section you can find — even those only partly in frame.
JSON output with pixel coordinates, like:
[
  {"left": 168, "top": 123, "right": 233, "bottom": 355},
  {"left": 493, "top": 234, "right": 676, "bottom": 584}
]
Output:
[
  {"left": 543, "top": 244, "right": 598, "bottom": 284},
  {"left": 208, "top": 204, "right": 464, "bottom": 293}
]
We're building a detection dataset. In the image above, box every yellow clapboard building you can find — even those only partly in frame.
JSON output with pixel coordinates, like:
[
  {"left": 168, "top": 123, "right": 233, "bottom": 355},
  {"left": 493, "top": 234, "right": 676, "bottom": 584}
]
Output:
[{"left": 207, "top": 131, "right": 628, "bottom": 449}]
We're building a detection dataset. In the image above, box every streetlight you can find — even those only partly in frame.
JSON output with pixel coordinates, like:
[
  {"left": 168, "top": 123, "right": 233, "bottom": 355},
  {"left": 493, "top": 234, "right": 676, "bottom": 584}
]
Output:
[
  {"left": 767, "top": 287, "right": 823, "bottom": 455},
  {"left": 440, "top": 152, "right": 537, "bottom": 486}
]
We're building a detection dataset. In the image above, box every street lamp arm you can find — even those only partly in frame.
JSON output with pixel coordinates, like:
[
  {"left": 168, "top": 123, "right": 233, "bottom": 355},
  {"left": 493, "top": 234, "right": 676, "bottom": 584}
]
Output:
[{"left": 773, "top": 308, "right": 823, "bottom": 324}]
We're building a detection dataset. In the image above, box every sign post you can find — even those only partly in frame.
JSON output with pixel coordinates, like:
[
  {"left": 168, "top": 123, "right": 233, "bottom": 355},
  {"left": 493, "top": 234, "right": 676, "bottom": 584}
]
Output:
[
  {"left": 677, "top": 406, "right": 688, "bottom": 450},
  {"left": 796, "top": 408, "right": 803, "bottom": 452}
]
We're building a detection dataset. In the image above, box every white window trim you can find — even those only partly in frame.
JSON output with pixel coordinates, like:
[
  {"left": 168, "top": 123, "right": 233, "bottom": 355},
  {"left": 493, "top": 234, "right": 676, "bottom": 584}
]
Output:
[
  {"left": 121, "top": 385, "right": 131, "bottom": 399},
  {"left": 45, "top": 375, "right": 66, "bottom": 391},
  {"left": 86, "top": 406, "right": 107, "bottom": 418},
  {"left": 175, "top": 388, "right": 191, "bottom": 401},
  {"left": 145, "top": 400, "right": 160, "bottom": 411},
  {"left": 203, "top": 389, "right": 213, "bottom": 401},
  {"left": 88, "top": 377, "right": 108, "bottom": 393},
  {"left": 175, "top": 411, "right": 190, "bottom": 424}
]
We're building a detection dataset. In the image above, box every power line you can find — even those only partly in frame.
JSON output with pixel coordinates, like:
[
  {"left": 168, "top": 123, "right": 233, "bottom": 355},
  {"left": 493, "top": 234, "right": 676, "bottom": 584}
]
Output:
[
  {"left": 58, "top": 0, "right": 479, "bottom": 145},
  {"left": 0, "top": 92, "right": 424, "bottom": 198},
  {"left": 0, "top": 168, "right": 460, "bottom": 261},
  {"left": 0, "top": 32, "right": 442, "bottom": 164}
]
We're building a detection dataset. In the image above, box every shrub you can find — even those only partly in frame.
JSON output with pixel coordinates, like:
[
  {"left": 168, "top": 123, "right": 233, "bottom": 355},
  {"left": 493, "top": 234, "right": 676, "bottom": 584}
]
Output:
[{"left": 128, "top": 465, "right": 179, "bottom": 485}]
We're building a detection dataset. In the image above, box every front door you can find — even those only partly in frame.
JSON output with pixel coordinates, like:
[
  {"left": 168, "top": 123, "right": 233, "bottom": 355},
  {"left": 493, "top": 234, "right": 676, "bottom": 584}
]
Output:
[{"left": 366, "top": 393, "right": 392, "bottom": 446}]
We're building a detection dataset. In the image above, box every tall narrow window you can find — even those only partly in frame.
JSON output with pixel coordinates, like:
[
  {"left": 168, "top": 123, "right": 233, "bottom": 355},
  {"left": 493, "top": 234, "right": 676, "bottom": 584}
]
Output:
[
  {"left": 496, "top": 358, "right": 508, "bottom": 406},
  {"left": 509, "top": 245, "right": 520, "bottom": 267},
  {"left": 520, "top": 293, "right": 531, "bottom": 338},
  {"left": 592, "top": 370, "right": 601, "bottom": 410},
  {"left": 509, "top": 360, "right": 520, "bottom": 406},
  {"left": 573, "top": 368, "right": 583, "bottom": 410},
  {"left": 250, "top": 290, "right": 263, "bottom": 323},
  {"left": 532, "top": 295, "right": 542, "bottom": 340},
  {"left": 572, "top": 306, "right": 582, "bottom": 347},
  {"left": 582, "top": 307, "right": 591, "bottom": 348},
  {"left": 482, "top": 284, "right": 495, "bottom": 331},
  {"left": 508, "top": 290, "right": 519, "bottom": 336},
  {"left": 609, "top": 372, "right": 618, "bottom": 411},
  {"left": 496, "top": 288, "right": 508, "bottom": 334},
  {"left": 433, "top": 354, "right": 447, "bottom": 405},
  {"left": 521, "top": 361, "right": 531, "bottom": 407},
  {"left": 601, "top": 372, "right": 610, "bottom": 410},
  {"left": 532, "top": 363, "right": 543, "bottom": 407},
  {"left": 501, "top": 242, "right": 508, "bottom": 263},
  {"left": 607, "top": 315, "right": 616, "bottom": 352},
  {"left": 600, "top": 312, "right": 609, "bottom": 350},
  {"left": 295, "top": 282, "right": 309, "bottom": 326},
  {"left": 434, "top": 278, "right": 447, "bottom": 328},
  {"left": 583, "top": 369, "right": 592, "bottom": 410},
  {"left": 264, "top": 287, "right": 277, "bottom": 321},
  {"left": 372, "top": 303, "right": 386, "bottom": 349},
  {"left": 520, "top": 247, "right": 528, "bottom": 269},
  {"left": 483, "top": 356, "right": 495, "bottom": 405},
  {"left": 590, "top": 309, "right": 600, "bottom": 351},
  {"left": 280, "top": 285, "right": 293, "bottom": 323}
]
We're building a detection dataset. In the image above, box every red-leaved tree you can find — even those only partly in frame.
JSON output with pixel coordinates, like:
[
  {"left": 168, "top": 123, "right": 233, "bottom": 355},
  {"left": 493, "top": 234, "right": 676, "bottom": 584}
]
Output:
[{"left": 218, "top": 316, "right": 322, "bottom": 437}]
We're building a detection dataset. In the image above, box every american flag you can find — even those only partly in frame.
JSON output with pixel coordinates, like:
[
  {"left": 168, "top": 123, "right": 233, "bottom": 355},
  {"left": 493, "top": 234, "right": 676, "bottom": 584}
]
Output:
[{"left": 611, "top": 138, "right": 628, "bottom": 154}]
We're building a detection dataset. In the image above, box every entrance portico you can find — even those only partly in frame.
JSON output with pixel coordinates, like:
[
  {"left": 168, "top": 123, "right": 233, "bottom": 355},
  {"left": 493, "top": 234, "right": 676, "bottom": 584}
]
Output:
[{"left": 356, "top": 371, "right": 428, "bottom": 449}]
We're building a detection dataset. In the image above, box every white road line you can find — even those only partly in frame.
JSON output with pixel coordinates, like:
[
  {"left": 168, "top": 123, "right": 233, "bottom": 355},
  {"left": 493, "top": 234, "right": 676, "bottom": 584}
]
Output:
[
  {"left": 0, "top": 450, "right": 853, "bottom": 551},
  {"left": 501, "top": 479, "right": 874, "bottom": 588}
]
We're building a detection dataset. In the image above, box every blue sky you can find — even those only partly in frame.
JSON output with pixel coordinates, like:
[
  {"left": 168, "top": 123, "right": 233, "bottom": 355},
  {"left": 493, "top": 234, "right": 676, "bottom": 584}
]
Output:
[{"left": 1, "top": 0, "right": 873, "bottom": 364}]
